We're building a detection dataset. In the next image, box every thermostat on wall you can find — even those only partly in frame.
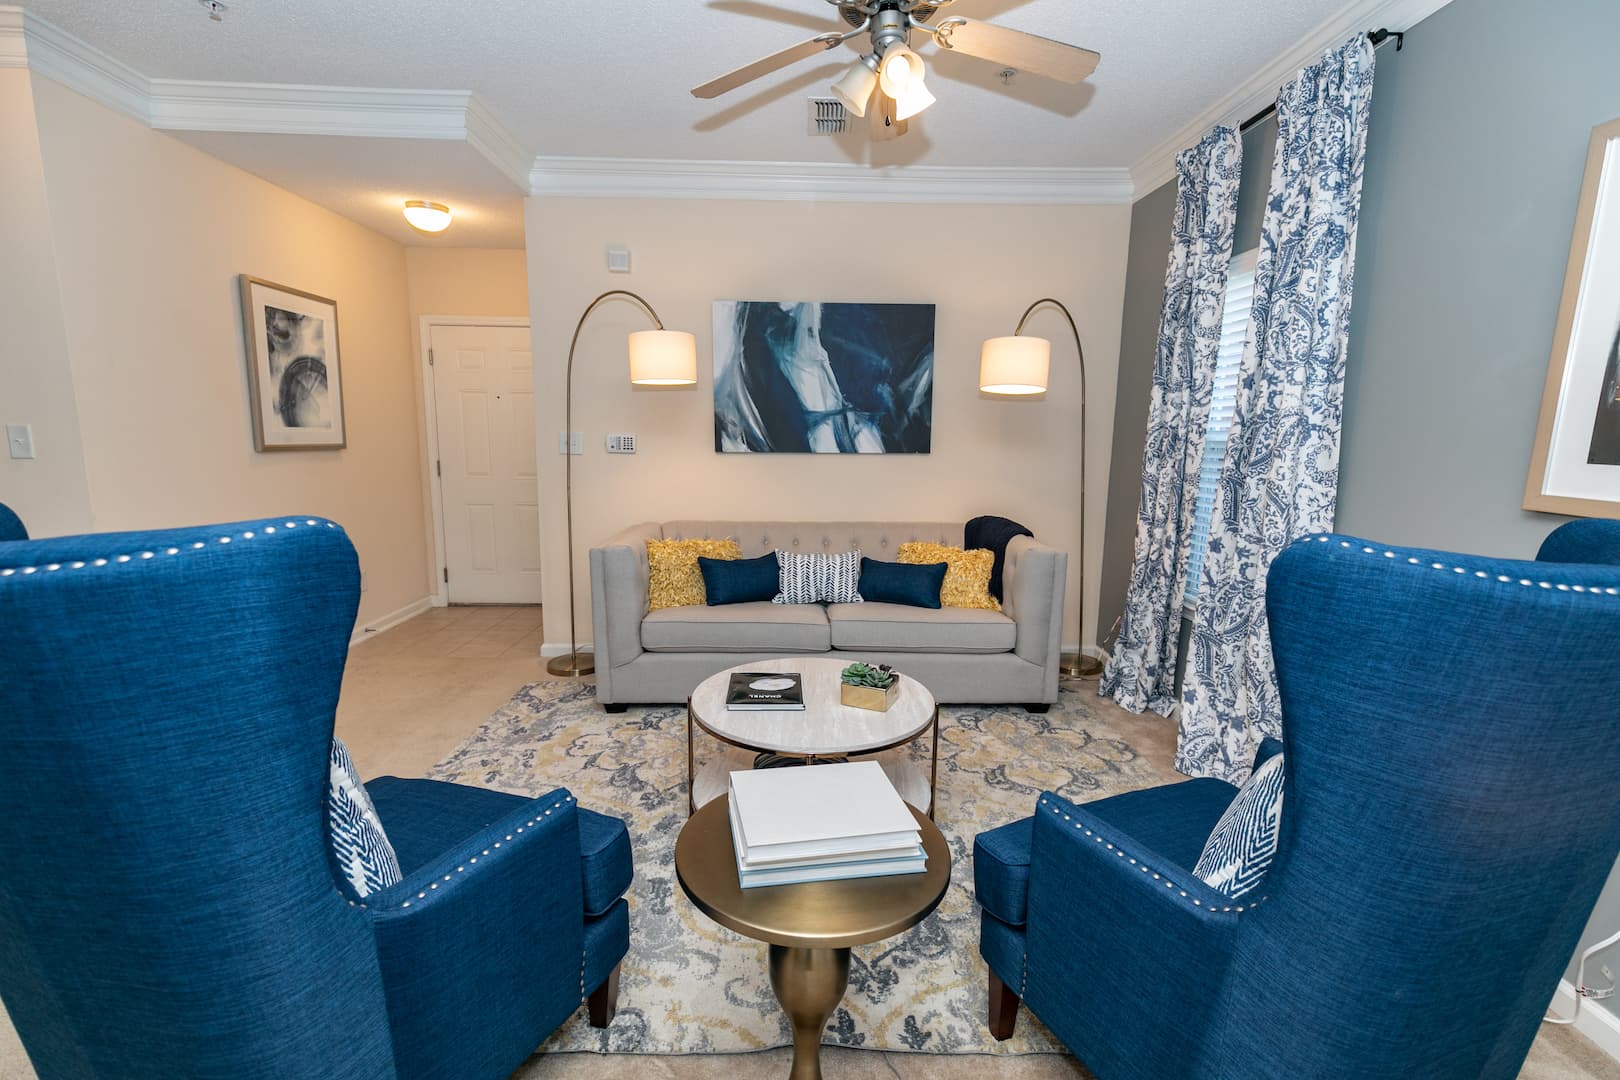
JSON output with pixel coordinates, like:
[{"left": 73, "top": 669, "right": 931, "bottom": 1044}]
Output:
[
  {"left": 606, "top": 433, "right": 636, "bottom": 454},
  {"left": 606, "top": 245, "right": 631, "bottom": 273}
]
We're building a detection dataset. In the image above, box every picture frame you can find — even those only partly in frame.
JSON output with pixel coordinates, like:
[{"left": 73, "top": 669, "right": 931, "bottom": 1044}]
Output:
[
  {"left": 712, "top": 300, "right": 935, "bottom": 454},
  {"left": 239, "top": 275, "right": 347, "bottom": 451},
  {"left": 1525, "top": 116, "right": 1620, "bottom": 518}
]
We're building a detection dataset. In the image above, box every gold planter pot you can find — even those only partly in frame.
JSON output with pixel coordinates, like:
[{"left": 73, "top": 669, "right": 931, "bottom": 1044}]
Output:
[{"left": 840, "top": 680, "right": 899, "bottom": 712}]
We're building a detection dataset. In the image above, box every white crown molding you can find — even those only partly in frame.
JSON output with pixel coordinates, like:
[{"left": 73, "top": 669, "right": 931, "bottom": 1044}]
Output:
[
  {"left": 528, "top": 156, "right": 1135, "bottom": 205},
  {"left": 7, "top": 7, "right": 149, "bottom": 121},
  {"left": 147, "top": 81, "right": 473, "bottom": 139},
  {"left": 0, "top": 8, "right": 26, "bottom": 69},
  {"left": 464, "top": 96, "right": 535, "bottom": 192},
  {"left": 1127, "top": 0, "right": 1458, "bottom": 198}
]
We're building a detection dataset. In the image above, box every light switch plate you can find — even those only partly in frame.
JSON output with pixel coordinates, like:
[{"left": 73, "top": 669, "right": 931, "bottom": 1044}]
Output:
[
  {"left": 557, "top": 431, "right": 583, "bottom": 455},
  {"left": 6, "top": 424, "right": 34, "bottom": 460},
  {"left": 606, "top": 245, "right": 631, "bottom": 273}
]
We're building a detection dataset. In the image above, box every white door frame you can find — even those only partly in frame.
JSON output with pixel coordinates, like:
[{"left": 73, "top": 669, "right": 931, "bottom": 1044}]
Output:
[{"left": 420, "top": 315, "right": 535, "bottom": 607}]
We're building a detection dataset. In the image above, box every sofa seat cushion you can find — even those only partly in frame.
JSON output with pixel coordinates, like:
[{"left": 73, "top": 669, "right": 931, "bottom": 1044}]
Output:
[
  {"left": 826, "top": 602, "right": 1015, "bottom": 653},
  {"left": 641, "top": 601, "right": 830, "bottom": 653}
]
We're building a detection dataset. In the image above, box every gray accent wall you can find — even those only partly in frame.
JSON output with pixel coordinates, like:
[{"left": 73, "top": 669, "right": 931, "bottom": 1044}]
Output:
[{"left": 1099, "top": 0, "right": 1620, "bottom": 1015}]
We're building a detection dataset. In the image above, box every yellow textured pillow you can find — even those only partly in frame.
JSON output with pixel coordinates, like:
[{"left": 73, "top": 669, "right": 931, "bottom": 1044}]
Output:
[
  {"left": 896, "top": 542, "right": 1001, "bottom": 611},
  {"left": 645, "top": 537, "right": 741, "bottom": 610}
]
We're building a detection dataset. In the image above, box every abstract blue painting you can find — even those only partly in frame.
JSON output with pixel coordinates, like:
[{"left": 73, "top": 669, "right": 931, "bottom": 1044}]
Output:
[{"left": 713, "top": 300, "right": 935, "bottom": 453}]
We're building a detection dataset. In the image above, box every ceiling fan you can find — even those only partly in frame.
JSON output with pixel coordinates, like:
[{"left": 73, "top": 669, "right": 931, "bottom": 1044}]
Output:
[{"left": 692, "top": 0, "right": 1100, "bottom": 133}]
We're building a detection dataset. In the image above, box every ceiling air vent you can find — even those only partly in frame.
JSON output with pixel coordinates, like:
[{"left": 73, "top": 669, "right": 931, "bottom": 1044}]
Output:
[{"left": 808, "top": 98, "right": 848, "bottom": 136}]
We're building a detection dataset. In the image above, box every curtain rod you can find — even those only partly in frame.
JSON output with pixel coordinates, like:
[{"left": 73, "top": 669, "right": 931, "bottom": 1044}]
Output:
[{"left": 1238, "top": 27, "right": 1403, "bottom": 134}]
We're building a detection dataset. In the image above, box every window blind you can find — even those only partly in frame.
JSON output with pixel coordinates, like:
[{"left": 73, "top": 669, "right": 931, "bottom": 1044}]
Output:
[{"left": 1183, "top": 247, "right": 1257, "bottom": 606}]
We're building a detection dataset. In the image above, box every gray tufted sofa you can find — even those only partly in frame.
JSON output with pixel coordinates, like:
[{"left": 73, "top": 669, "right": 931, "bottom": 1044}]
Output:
[{"left": 588, "top": 520, "right": 1068, "bottom": 709}]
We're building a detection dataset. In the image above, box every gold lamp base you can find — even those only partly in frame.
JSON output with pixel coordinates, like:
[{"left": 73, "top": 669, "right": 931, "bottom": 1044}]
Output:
[
  {"left": 1060, "top": 651, "right": 1104, "bottom": 680},
  {"left": 546, "top": 651, "right": 596, "bottom": 677}
]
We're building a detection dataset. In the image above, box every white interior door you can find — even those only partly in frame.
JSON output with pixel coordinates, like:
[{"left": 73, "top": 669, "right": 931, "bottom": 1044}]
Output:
[{"left": 429, "top": 323, "right": 542, "bottom": 604}]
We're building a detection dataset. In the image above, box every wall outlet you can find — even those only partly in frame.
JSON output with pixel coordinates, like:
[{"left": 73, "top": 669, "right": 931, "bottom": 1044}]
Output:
[
  {"left": 557, "top": 431, "right": 583, "bottom": 455},
  {"left": 6, "top": 424, "right": 35, "bottom": 460},
  {"left": 606, "top": 433, "right": 636, "bottom": 454}
]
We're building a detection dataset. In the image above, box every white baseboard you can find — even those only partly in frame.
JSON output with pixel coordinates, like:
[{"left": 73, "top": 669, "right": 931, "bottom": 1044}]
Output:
[
  {"left": 1549, "top": 980, "right": 1620, "bottom": 1062},
  {"left": 350, "top": 597, "right": 433, "bottom": 646},
  {"left": 542, "top": 642, "right": 593, "bottom": 658}
]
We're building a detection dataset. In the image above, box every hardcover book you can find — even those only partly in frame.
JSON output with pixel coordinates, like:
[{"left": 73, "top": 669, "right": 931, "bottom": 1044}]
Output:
[{"left": 725, "top": 671, "right": 805, "bottom": 711}]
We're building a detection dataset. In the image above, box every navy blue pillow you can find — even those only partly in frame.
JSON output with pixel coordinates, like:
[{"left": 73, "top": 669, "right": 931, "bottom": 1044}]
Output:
[
  {"left": 859, "top": 557, "right": 947, "bottom": 609},
  {"left": 700, "top": 553, "right": 780, "bottom": 605}
]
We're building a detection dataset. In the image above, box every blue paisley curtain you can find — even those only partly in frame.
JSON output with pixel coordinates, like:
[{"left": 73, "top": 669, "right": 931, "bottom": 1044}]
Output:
[
  {"left": 1100, "top": 127, "right": 1241, "bottom": 715},
  {"left": 1178, "top": 35, "right": 1376, "bottom": 781}
]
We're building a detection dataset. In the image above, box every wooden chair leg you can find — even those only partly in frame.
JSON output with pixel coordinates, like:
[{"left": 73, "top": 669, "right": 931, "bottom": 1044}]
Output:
[
  {"left": 988, "top": 968, "right": 1020, "bottom": 1041},
  {"left": 587, "top": 962, "right": 621, "bottom": 1028}
]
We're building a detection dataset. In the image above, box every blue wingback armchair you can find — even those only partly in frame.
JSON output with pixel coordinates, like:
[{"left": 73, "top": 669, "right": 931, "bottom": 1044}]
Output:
[
  {"left": 974, "top": 523, "right": 1620, "bottom": 1078},
  {"left": 0, "top": 500, "right": 27, "bottom": 541},
  {"left": 0, "top": 516, "right": 631, "bottom": 1079}
]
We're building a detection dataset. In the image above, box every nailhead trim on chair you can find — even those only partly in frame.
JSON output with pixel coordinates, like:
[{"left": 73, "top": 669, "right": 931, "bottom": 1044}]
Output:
[
  {"left": 0, "top": 520, "right": 343, "bottom": 575},
  {"left": 1309, "top": 536, "right": 1620, "bottom": 595},
  {"left": 1036, "top": 797, "right": 1270, "bottom": 913},
  {"left": 397, "top": 796, "right": 574, "bottom": 911}
]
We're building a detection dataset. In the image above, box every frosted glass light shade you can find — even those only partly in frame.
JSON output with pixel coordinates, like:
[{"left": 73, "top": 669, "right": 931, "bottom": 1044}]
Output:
[
  {"left": 878, "top": 46, "right": 923, "bottom": 98},
  {"left": 893, "top": 80, "right": 936, "bottom": 121},
  {"left": 628, "top": 330, "right": 698, "bottom": 385},
  {"left": 980, "top": 335, "right": 1050, "bottom": 394},
  {"left": 832, "top": 58, "right": 878, "bottom": 118},
  {"left": 402, "top": 200, "right": 452, "bottom": 233}
]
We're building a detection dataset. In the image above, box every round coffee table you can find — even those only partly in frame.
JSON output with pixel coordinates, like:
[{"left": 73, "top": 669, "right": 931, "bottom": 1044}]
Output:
[
  {"left": 686, "top": 657, "right": 940, "bottom": 818},
  {"left": 675, "top": 794, "right": 951, "bottom": 1080}
]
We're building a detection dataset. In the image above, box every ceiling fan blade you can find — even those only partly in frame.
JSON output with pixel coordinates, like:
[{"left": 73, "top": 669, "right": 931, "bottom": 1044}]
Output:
[
  {"left": 934, "top": 18, "right": 1100, "bottom": 84},
  {"left": 691, "top": 33, "right": 845, "bottom": 99}
]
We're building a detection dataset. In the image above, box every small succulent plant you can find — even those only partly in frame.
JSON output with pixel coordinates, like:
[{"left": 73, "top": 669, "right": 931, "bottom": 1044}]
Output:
[{"left": 841, "top": 661, "right": 896, "bottom": 689}]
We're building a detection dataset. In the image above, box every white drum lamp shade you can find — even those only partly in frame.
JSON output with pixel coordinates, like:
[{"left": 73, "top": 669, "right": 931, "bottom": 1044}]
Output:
[
  {"left": 628, "top": 330, "right": 699, "bottom": 385},
  {"left": 979, "top": 335, "right": 1051, "bottom": 395}
]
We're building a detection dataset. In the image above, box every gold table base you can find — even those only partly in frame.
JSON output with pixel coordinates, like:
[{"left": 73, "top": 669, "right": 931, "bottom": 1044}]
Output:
[{"left": 769, "top": 945, "right": 851, "bottom": 1080}]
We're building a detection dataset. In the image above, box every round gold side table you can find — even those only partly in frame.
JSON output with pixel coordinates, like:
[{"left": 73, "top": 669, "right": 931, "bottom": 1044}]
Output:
[{"left": 674, "top": 794, "right": 952, "bottom": 1080}]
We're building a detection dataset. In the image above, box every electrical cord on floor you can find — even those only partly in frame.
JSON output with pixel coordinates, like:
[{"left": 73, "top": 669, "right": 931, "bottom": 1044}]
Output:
[{"left": 1543, "top": 927, "right": 1620, "bottom": 1025}]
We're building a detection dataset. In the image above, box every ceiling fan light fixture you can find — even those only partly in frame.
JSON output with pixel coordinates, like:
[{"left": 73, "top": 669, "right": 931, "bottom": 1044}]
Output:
[
  {"left": 831, "top": 54, "right": 879, "bottom": 117},
  {"left": 877, "top": 44, "right": 923, "bottom": 98},
  {"left": 402, "top": 200, "right": 452, "bottom": 233},
  {"left": 892, "top": 79, "right": 936, "bottom": 121}
]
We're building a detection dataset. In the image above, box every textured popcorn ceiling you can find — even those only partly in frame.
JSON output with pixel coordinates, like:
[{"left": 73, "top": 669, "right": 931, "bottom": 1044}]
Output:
[{"left": 17, "top": 0, "right": 1353, "bottom": 169}]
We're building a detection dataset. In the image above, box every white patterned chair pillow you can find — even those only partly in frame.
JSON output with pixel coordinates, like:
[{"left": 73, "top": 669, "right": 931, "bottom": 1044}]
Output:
[
  {"left": 773, "top": 549, "right": 863, "bottom": 604},
  {"left": 328, "top": 737, "right": 402, "bottom": 899},
  {"left": 1192, "top": 751, "right": 1284, "bottom": 898}
]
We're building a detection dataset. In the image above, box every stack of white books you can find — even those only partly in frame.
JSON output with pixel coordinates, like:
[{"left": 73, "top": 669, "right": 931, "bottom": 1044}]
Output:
[{"left": 727, "top": 760, "right": 926, "bottom": 889}]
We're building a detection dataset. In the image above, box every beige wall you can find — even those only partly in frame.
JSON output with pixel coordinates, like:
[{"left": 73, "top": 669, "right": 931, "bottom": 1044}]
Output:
[
  {"left": 25, "top": 74, "right": 431, "bottom": 627},
  {"left": 525, "top": 196, "right": 1132, "bottom": 655},
  {"left": 403, "top": 247, "right": 529, "bottom": 584},
  {"left": 0, "top": 69, "right": 92, "bottom": 536}
]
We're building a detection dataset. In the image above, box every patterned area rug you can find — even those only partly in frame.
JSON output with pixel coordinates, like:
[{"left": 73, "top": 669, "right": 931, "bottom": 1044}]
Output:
[{"left": 426, "top": 680, "right": 1174, "bottom": 1057}]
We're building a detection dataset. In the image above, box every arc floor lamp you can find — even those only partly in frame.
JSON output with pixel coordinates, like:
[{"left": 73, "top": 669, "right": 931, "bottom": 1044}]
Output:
[
  {"left": 980, "top": 298, "right": 1102, "bottom": 679},
  {"left": 547, "top": 290, "right": 696, "bottom": 677}
]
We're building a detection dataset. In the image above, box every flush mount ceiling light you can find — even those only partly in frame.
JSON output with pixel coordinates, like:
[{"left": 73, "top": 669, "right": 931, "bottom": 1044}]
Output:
[
  {"left": 692, "top": 0, "right": 1100, "bottom": 138},
  {"left": 402, "top": 200, "right": 452, "bottom": 233}
]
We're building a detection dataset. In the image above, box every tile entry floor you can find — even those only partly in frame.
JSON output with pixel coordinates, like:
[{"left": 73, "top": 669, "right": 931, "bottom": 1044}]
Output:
[{"left": 0, "top": 604, "right": 1611, "bottom": 1079}]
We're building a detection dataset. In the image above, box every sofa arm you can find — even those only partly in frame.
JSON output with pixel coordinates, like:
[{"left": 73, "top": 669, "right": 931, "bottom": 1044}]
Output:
[
  {"left": 589, "top": 522, "right": 661, "bottom": 700},
  {"left": 366, "top": 790, "right": 586, "bottom": 1079},
  {"left": 1003, "top": 535, "right": 1065, "bottom": 677},
  {"left": 1024, "top": 792, "right": 1245, "bottom": 1077}
]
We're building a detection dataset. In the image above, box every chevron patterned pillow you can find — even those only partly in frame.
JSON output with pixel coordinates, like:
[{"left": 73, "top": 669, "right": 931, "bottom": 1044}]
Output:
[
  {"left": 328, "top": 737, "right": 402, "bottom": 899},
  {"left": 773, "top": 549, "right": 863, "bottom": 604},
  {"left": 1192, "top": 751, "right": 1284, "bottom": 898}
]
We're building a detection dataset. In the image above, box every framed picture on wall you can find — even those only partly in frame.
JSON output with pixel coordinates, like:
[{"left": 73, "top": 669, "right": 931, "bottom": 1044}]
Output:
[
  {"left": 239, "top": 275, "right": 346, "bottom": 451},
  {"left": 712, "top": 300, "right": 935, "bottom": 453},
  {"left": 1525, "top": 116, "right": 1620, "bottom": 518}
]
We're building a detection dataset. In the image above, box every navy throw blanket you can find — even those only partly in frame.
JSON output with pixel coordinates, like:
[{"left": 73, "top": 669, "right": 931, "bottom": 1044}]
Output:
[{"left": 964, "top": 515, "right": 1034, "bottom": 602}]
